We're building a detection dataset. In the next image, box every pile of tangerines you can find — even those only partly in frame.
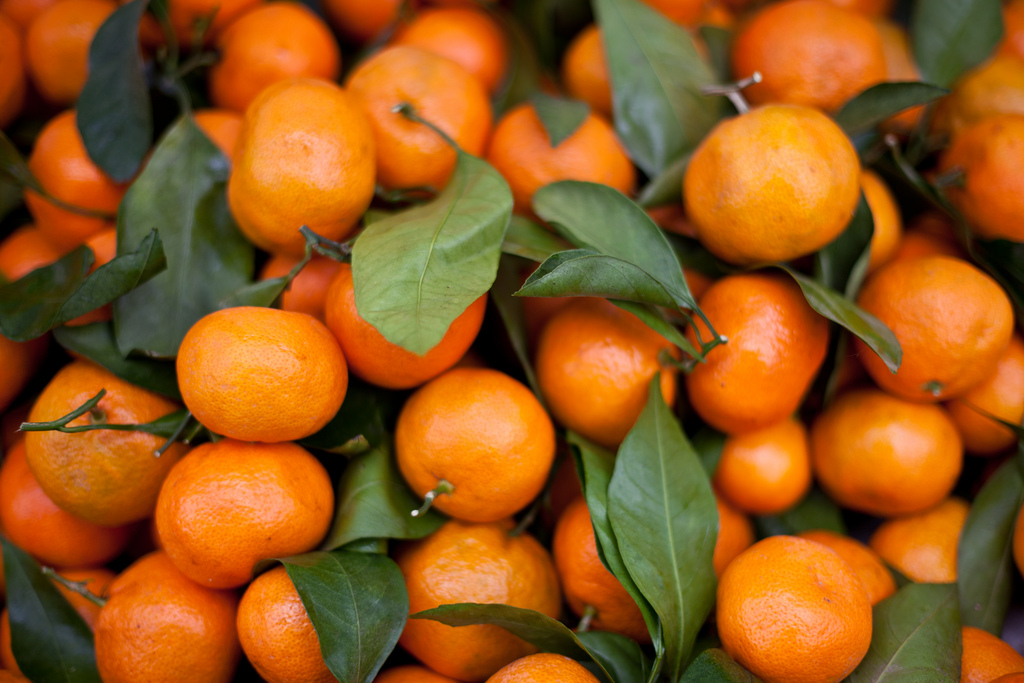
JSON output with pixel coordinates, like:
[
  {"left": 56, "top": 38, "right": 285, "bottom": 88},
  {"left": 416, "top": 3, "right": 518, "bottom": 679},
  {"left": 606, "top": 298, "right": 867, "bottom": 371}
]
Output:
[{"left": 1, "top": 0, "right": 1024, "bottom": 681}]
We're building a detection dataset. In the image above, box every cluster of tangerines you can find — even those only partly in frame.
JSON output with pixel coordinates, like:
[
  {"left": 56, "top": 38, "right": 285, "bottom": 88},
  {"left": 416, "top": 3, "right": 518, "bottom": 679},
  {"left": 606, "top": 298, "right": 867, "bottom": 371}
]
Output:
[{"left": 1, "top": 0, "right": 1024, "bottom": 681}]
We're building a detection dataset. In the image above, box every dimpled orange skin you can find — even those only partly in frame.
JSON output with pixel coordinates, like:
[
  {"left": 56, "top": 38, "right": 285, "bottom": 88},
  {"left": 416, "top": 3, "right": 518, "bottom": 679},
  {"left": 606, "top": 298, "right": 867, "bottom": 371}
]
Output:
[
  {"left": 25, "top": 110, "right": 128, "bottom": 251},
  {"left": 25, "top": 361, "right": 187, "bottom": 526},
  {"left": 347, "top": 46, "right": 493, "bottom": 191},
  {"left": 325, "top": 264, "right": 487, "bottom": 389},
  {"left": 811, "top": 388, "right": 962, "bottom": 516},
  {"left": 553, "top": 498, "right": 649, "bottom": 643},
  {"left": 683, "top": 104, "right": 860, "bottom": 266},
  {"left": 939, "top": 115, "right": 1024, "bottom": 243},
  {"left": 237, "top": 566, "right": 334, "bottom": 683},
  {"left": 209, "top": 4, "right": 340, "bottom": 115},
  {"left": 228, "top": 78, "right": 375, "bottom": 257},
  {"left": 176, "top": 306, "right": 347, "bottom": 443},
  {"left": 960, "top": 626, "right": 1024, "bottom": 683},
  {"left": 0, "top": 225, "right": 61, "bottom": 282},
  {"left": 95, "top": 551, "right": 240, "bottom": 683},
  {"left": 731, "top": 0, "right": 886, "bottom": 112},
  {"left": 861, "top": 170, "right": 902, "bottom": 273},
  {"left": 933, "top": 58, "right": 1024, "bottom": 140},
  {"left": 374, "top": 666, "right": 460, "bottom": 683},
  {"left": 487, "top": 103, "right": 636, "bottom": 213},
  {"left": 193, "top": 109, "right": 243, "bottom": 162},
  {"left": 25, "top": 0, "right": 115, "bottom": 105},
  {"left": 0, "top": 15, "right": 25, "bottom": 129},
  {"left": 946, "top": 334, "right": 1024, "bottom": 455},
  {"left": 322, "top": 0, "right": 403, "bottom": 43},
  {"left": 561, "top": 25, "right": 612, "bottom": 119},
  {"left": 717, "top": 536, "right": 872, "bottom": 683},
  {"left": 536, "top": 298, "right": 678, "bottom": 450},
  {"left": 0, "top": 333, "right": 46, "bottom": 414},
  {"left": 685, "top": 272, "right": 829, "bottom": 435},
  {"left": 396, "top": 368, "right": 555, "bottom": 522},
  {"left": 486, "top": 653, "right": 601, "bottom": 683},
  {"left": 396, "top": 520, "right": 562, "bottom": 682},
  {"left": 869, "top": 497, "right": 969, "bottom": 583},
  {"left": 259, "top": 253, "right": 343, "bottom": 323},
  {"left": 855, "top": 256, "right": 1014, "bottom": 402},
  {"left": 797, "top": 531, "right": 896, "bottom": 606},
  {"left": 713, "top": 493, "right": 755, "bottom": 577},
  {"left": 167, "top": 0, "right": 261, "bottom": 45},
  {"left": 155, "top": 439, "right": 334, "bottom": 589}
]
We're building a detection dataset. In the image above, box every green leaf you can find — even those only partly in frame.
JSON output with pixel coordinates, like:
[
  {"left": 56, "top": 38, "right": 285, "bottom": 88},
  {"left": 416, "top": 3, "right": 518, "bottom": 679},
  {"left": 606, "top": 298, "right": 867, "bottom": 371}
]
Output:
[
  {"left": 680, "top": 649, "right": 761, "bottom": 682},
  {"left": 957, "top": 460, "right": 1024, "bottom": 634},
  {"left": 2, "top": 538, "right": 101, "bottom": 683},
  {"left": 501, "top": 214, "right": 572, "bottom": 263},
  {"left": 814, "top": 195, "right": 874, "bottom": 299},
  {"left": 114, "top": 116, "right": 252, "bottom": 358},
  {"left": 281, "top": 551, "right": 408, "bottom": 683},
  {"left": 53, "top": 322, "right": 181, "bottom": 399},
  {"left": 352, "top": 150, "right": 513, "bottom": 355},
  {"left": 849, "top": 583, "right": 961, "bottom": 682},
  {"left": 972, "top": 238, "right": 1024, "bottom": 330},
  {"left": 0, "top": 174, "right": 20, "bottom": 221},
  {"left": 0, "top": 230, "right": 166, "bottom": 342},
  {"left": 492, "top": 255, "right": 543, "bottom": 399},
  {"left": 517, "top": 249, "right": 677, "bottom": 307},
  {"left": 299, "top": 378, "right": 401, "bottom": 455},
  {"left": 218, "top": 250, "right": 313, "bottom": 310},
  {"left": 321, "top": 446, "right": 446, "bottom": 550},
  {"left": 636, "top": 154, "right": 690, "bottom": 208},
  {"left": 77, "top": 0, "right": 152, "bottom": 182},
  {"left": 608, "top": 378, "right": 718, "bottom": 681},
  {"left": 0, "top": 128, "right": 40, "bottom": 190},
  {"left": 698, "top": 26, "right": 732, "bottom": 82},
  {"left": 691, "top": 428, "right": 725, "bottom": 477},
  {"left": 779, "top": 267, "right": 902, "bottom": 373},
  {"left": 594, "top": 0, "right": 722, "bottom": 177},
  {"left": 610, "top": 300, "right": 699, "bottom": 359},
  {"left": 531, "top": 92, "right": 590, "bottom": 146},
  {"left": 834, "top": 82, "right": 950, "bottom": 136},
  {"left": 576, "top": 631, "right": 649, "bottom": 683},
  {"left": 911, "top": 0, "right": 1003, "bottom": 88},
  {"left": 754, "top": 489, "right": 846, "bottom": 537},
  {"left": 492, "top": 4, "right": 544, "bottom": 114}
]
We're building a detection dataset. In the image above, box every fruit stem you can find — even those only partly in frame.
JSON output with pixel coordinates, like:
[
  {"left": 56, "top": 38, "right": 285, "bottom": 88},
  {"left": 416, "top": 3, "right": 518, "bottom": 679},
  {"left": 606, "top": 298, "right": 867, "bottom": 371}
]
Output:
[
  {"left": 393, "top": 103, "right": 461, "bottom": 152},
  {"left": 42, "top": 567, "right": 107, "bottom": 608},
  {"left": 19, "top": 390, "right": 106, "bottom": 432},
  {"left": 154, "top": 411, "right": 194, "bottom": 457},
  {"left": 700, "top": 72, "right": 761, "bottom": 114},
  {"left": 577, "top": 605, "right": 597, "bottom": 633},
  {"left": 411, "top": 479, "right": 455, "bottom": 517}
]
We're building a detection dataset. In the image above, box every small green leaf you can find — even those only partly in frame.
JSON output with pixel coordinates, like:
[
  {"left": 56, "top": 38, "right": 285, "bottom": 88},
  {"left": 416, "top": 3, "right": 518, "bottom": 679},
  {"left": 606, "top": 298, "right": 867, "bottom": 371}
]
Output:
[
  {"left": 754, "top": 489, "right": 846, "bottom": 537},
  {"left": 491, "top": 255, "right": 543, "bottom": 399},
  {"left": 352, "top": 150, "right": 512, "bottom": 355},
  {"left": 531, "top": 92, "right": 590, "bottom": 146},
  {"left": 849, "top": 583, "right": 961, "bottom": 682},
  {"left": 218, "top": 249, "right": 313, "bottom": 310},
  {"left": 636, "top": 154, "right": 690, "bottom": 208},
  {"left": 815, "top": 194, "right": 874, "bottom": 299},
  {"left": 576, "top": 631, "right": 649, "bottom": 683},
  {"left": 300, "top": 378, "right": 401, "bottom": 455},
  {"left": 835, "top": 82, "right": 949, "bottom": 136},
  {"left": 77, "top": 0, "right": 152, "bottom": 181},
  {"left": 680, "top": 649, "right": 761, "bottom": 682},
  {"left": 911, "top": 0, "right": 1003, "bottom": 88},
  {"left": 517, "top": 249, "right": 678, "bottom": 307},
  {"left": 281, "top": 551, "right": 408, "bottom": 683},
  {"left": 501, "top": 214, "right": 572, "bottom": 263}
]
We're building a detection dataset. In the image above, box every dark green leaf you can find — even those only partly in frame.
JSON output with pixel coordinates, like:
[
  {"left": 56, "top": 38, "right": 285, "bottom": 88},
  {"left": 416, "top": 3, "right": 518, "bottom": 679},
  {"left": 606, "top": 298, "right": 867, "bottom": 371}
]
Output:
[
  {"left": 531, "top": 92, "right": 590, "bottom": 146},
  {"left": 698, "top": 26, "right": 732, "bottom": 82},
  {"left": 576, "top": 630, "right": 649, "bottom": 683},
  {"left": 911, "top": 0, "right": 1003, "bottom": 87},
  {"left": 636, "top": 154, "right": 689, "bottom": 208},
  {"left": 352, "top": 150, "right": 512, "bottom": 355},
  {"left": 957, "top": 461, "right": 1024, "bottom": 634},
  {"left": 0, "top": 230, "right": 166, "bottom": 341},
  {"left": 282, "top": 551, "right": 408, "bottom": 683},
  {"left": 115, "top": 116, "right": 253, "bottom": 358},
  {"left": 0, "top": 175, "right": 20, "bottom": 221},
  {"left": 77, "top": 0, "right": 152, "bottom": 181},
  {"left": 2, "top": 539, "right": 101, "bottom": 683},
  {"left": 0, "top": 128, "right": 39, "bottom": 190},
  {"left": 595, "top": 0, "right": 722, "bottom": 176},
  {"left": 300, "top": 378, "right": 400, "bottom": 455},
  {"left": 681, "top": 649, "right": 761, "bottom": 682},
  {"left": 973, "top": 238, "right": 1024, "bottom": 330},
  {"left": 849, "top": 583, "right": 961, "bottom": 682},
  {"left": 814, "top": 195, "right": 874, "bottom": 299},
  {"left": 517, "top": 249, "right": 677, "bottom": 307},
  {"left": 608, "top": 379, "right": 718, "bottom": 681},
  {"left": 492, "top": 255, "right": 543, "bottom": 399},
  {"left": 835, "top": 82, "right": 949, "bottom": 136},
  {"left": 691, "top": 428, "right": 725, "bottom": 477},
  {"left": 218, "top": 250, "right": 313, "bottom": 310},
  {"left": 754, "top": 489, "right": 846, "bottom": 537},
  {"left": 502, "top": 214, "right": 572, "bottom": 263},
  {"left": 322, "top": 446, "right": 445, "bottom": 550}
]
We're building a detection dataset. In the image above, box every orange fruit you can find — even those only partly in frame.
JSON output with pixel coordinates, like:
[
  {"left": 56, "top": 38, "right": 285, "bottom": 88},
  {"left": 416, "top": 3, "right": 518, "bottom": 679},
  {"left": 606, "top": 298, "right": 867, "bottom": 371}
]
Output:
[
  {"left": 24, "top": 0, "right": 116, "bottom": 105},
  {"left": 155, "top": 439, "right": 334, "bottom": 589},
  {"left": 322, "top": 0, "right": 404, "bottom": 43},
  {"left": 875, "top": 19, "right": 924, "bottom": 132},
  {"left": 536, "top": 298, "right": 678, "bottom": 450},
  {"left": 65, "top": 226, "right": 117, "bottom": 326},
  {"left": 0, "top": 0, "right": 58, "bottom": 28},
  {"left": 374, "top": 666, "right": 460, "bottom": 683},
  {"left": 324, "top": 263, "right": 486, "bottom": 389},
  {"left": 731, "top": 0, "right": 886, "bottom": 112},
  {"left": 1001, "top": 0, "right": 1024, "bottom": 62},
  {"left": 0, "top": 14, "right": 25, "bottom": 129},
  {"left": 640, "top": 0, "right": 705, "bottom": 25},
  {"left": 712, "top": 493, "right": 755, "bottom": 577},
  {"left": 0, "top": 224, "right": 61, "bottom": 281},
  {"left": 684, "top": 103, "right": 860, "bottom": 266},
  {"left": 237, "top": 565, "right": 334, "bottom": 683},
  {"left": 25, "top": 110, "right": 128, "bottom": 251},
  {"left": 960, "top": 626, "right": 1024, "bottom": 683},
  {"left": 487, "top": 653, "right": 601, "bottom": 683},
  {"left": 95, "top": 551, "right": 240, "bottom": 683},
  {"left": 939, "top": 114, "right": 1024, "bottom": 242},
  {"left": 487, "top": 103, "right": 635, "bottom": 213},
  {"left": 993, "top": 675, "right": 1024, "bottom": 683},
  {"left": 685, "top": 271, "right": 829, "bottom": 435},
  {"left": 396, "top": 519, "right": 562, "bottom": 681},
  {"left": 869, "top": 497, "right": 969, "bottom": 583},
  {"left": 193, "top": 108, "right": 242, "bottom": 161},
  {"left": 176, "top": 306, "right": 348, "bottom": 443},
  {"left": 258, "top": 253, "right": 343, "bottom": 323},
  {"left": 823, "top": 0, "right": 892, "bottom": 15},
  {"left": 717, "top": 535, "right": 872, "bottom": 683},
  {"left": 933, "top": 57, "right": 1024, "bottom": 139},
  {"left": 0, "top": 611, "right": 18, "bottom": 674},
  {"left": 0, "top": 333, "right": 46, "bottom": 415},
  {"left": 347, "top": 46, "right": 492, "bottom": 191},
  {"left": 861, "top": 169, "right": 902, "bottom": 273},
  {"left": 209, "top": 3, "right": 340, "bottom": 114},
  {"left": 166, "top": 0, "right": 261, "bottom": 46},
  {"left": 561, "top": 24, "right": 612, "bottom": 119},
  {"left": 391, "top": 7, "right": 508, "bottom": 93},
  {"left": 946, "top": 334, "right": 1024, "bottom": 455},
  {"left": 797, "top": 530, "right": 896, "bottom": 605},
  {"left": 891, "top": 213, "right": 966, "bottom": 263},
  {"left": 854, "top": 256, "right": 1014, "bottom": 402},
  {"left": 713, "top": 417, "right": 812, "bottom": 515},
  {"left": 553, "top": 497, "right": 649, "bottom": 643},
  {"left": 228, "top": 78, "right": 375, "bottom": 257},
  {"left": 395, "top": 367, "right": 555, "bottom": 522},
  {"left": 24, "top": 360, "right": 188, "bottom": 526}
]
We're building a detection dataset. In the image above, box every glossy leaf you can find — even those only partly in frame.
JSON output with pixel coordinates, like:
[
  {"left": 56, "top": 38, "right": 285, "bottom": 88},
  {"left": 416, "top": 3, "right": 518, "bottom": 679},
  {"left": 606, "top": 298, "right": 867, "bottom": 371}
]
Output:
[
  {"left": 680, "top": 649, "right": 761, "bottom": 682},
  {"left": 531, "top": 92, "right": 590, "bottom": 146},
  {"left": 501, "top": 215, "right": 571, "bottom": 263},
  {"left": 754, "top": 489, "right": 847, "bottom": 537},
  {"left": 322, "top": 446, "right": 445, "bottom": 550},
  {"left": 2, "top": 539, "right": 101, "bottom": 683},
  {"left": 300, "top": 378, "right": 401, "bottom": 455},
  {"left": 911, "top": 0, "right": 1003, "bottom": 87},
  {"left": 958, "top": 460, "right": 1024, "bottom": 634},
  {"left": 115, "top": 116, "right": 252, "bottom": 358},
  {"left": 517, "top": 249, "right": 677, "bottom": 307},
  {"left": 77, "top": 0, "right": 152, "bottom": 181},
  {"left": 576, "top": 630, "right": 649, "bottom": 683},
  {"left": 814, "top": 195, "right": 874, "bottom": 298},
  {"left": 282, "top": 551, "right": 408, "bottom": 683},
  {"left": 491, "top": 255, "right": 543, "bottom": 399},
  {"left": 352, "top": 150, "right": 513, "bottom": 355},
  {"left": 608, "top": 379, "right": 718, "bottom": 681},
  {"left": 0, "top": 230, "right": 166, "bottom": 342},
  {"left": 849, "top": 583, "right": 961, "bottom": 682},
  {"left": 835, "top": 82, "right": 950, "bottom": 136}
]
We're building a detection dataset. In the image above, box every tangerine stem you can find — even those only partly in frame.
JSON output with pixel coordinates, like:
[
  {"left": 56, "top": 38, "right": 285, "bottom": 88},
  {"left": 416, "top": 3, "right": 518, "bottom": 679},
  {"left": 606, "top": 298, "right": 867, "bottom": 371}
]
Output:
[
  {"left": 700, "top": 72, "right": 761, "bottom": 114},
  {"left": 19, "top": 390, "right": 106, "bottom": 431},
  {"left": 155, "top": 411, "right": 194, "bottom": 458},
  {"left": 42, "top": 567, "right": 106, "bottom": 607},
  {"left": 393, "top": 102, "right": 461, "bottom": 151},
  {"left": 411, "top": 479, "right": 455, "bottom": 518},
  {"left": 577, "top": 605, "right": 597, "bottom": 633}
]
